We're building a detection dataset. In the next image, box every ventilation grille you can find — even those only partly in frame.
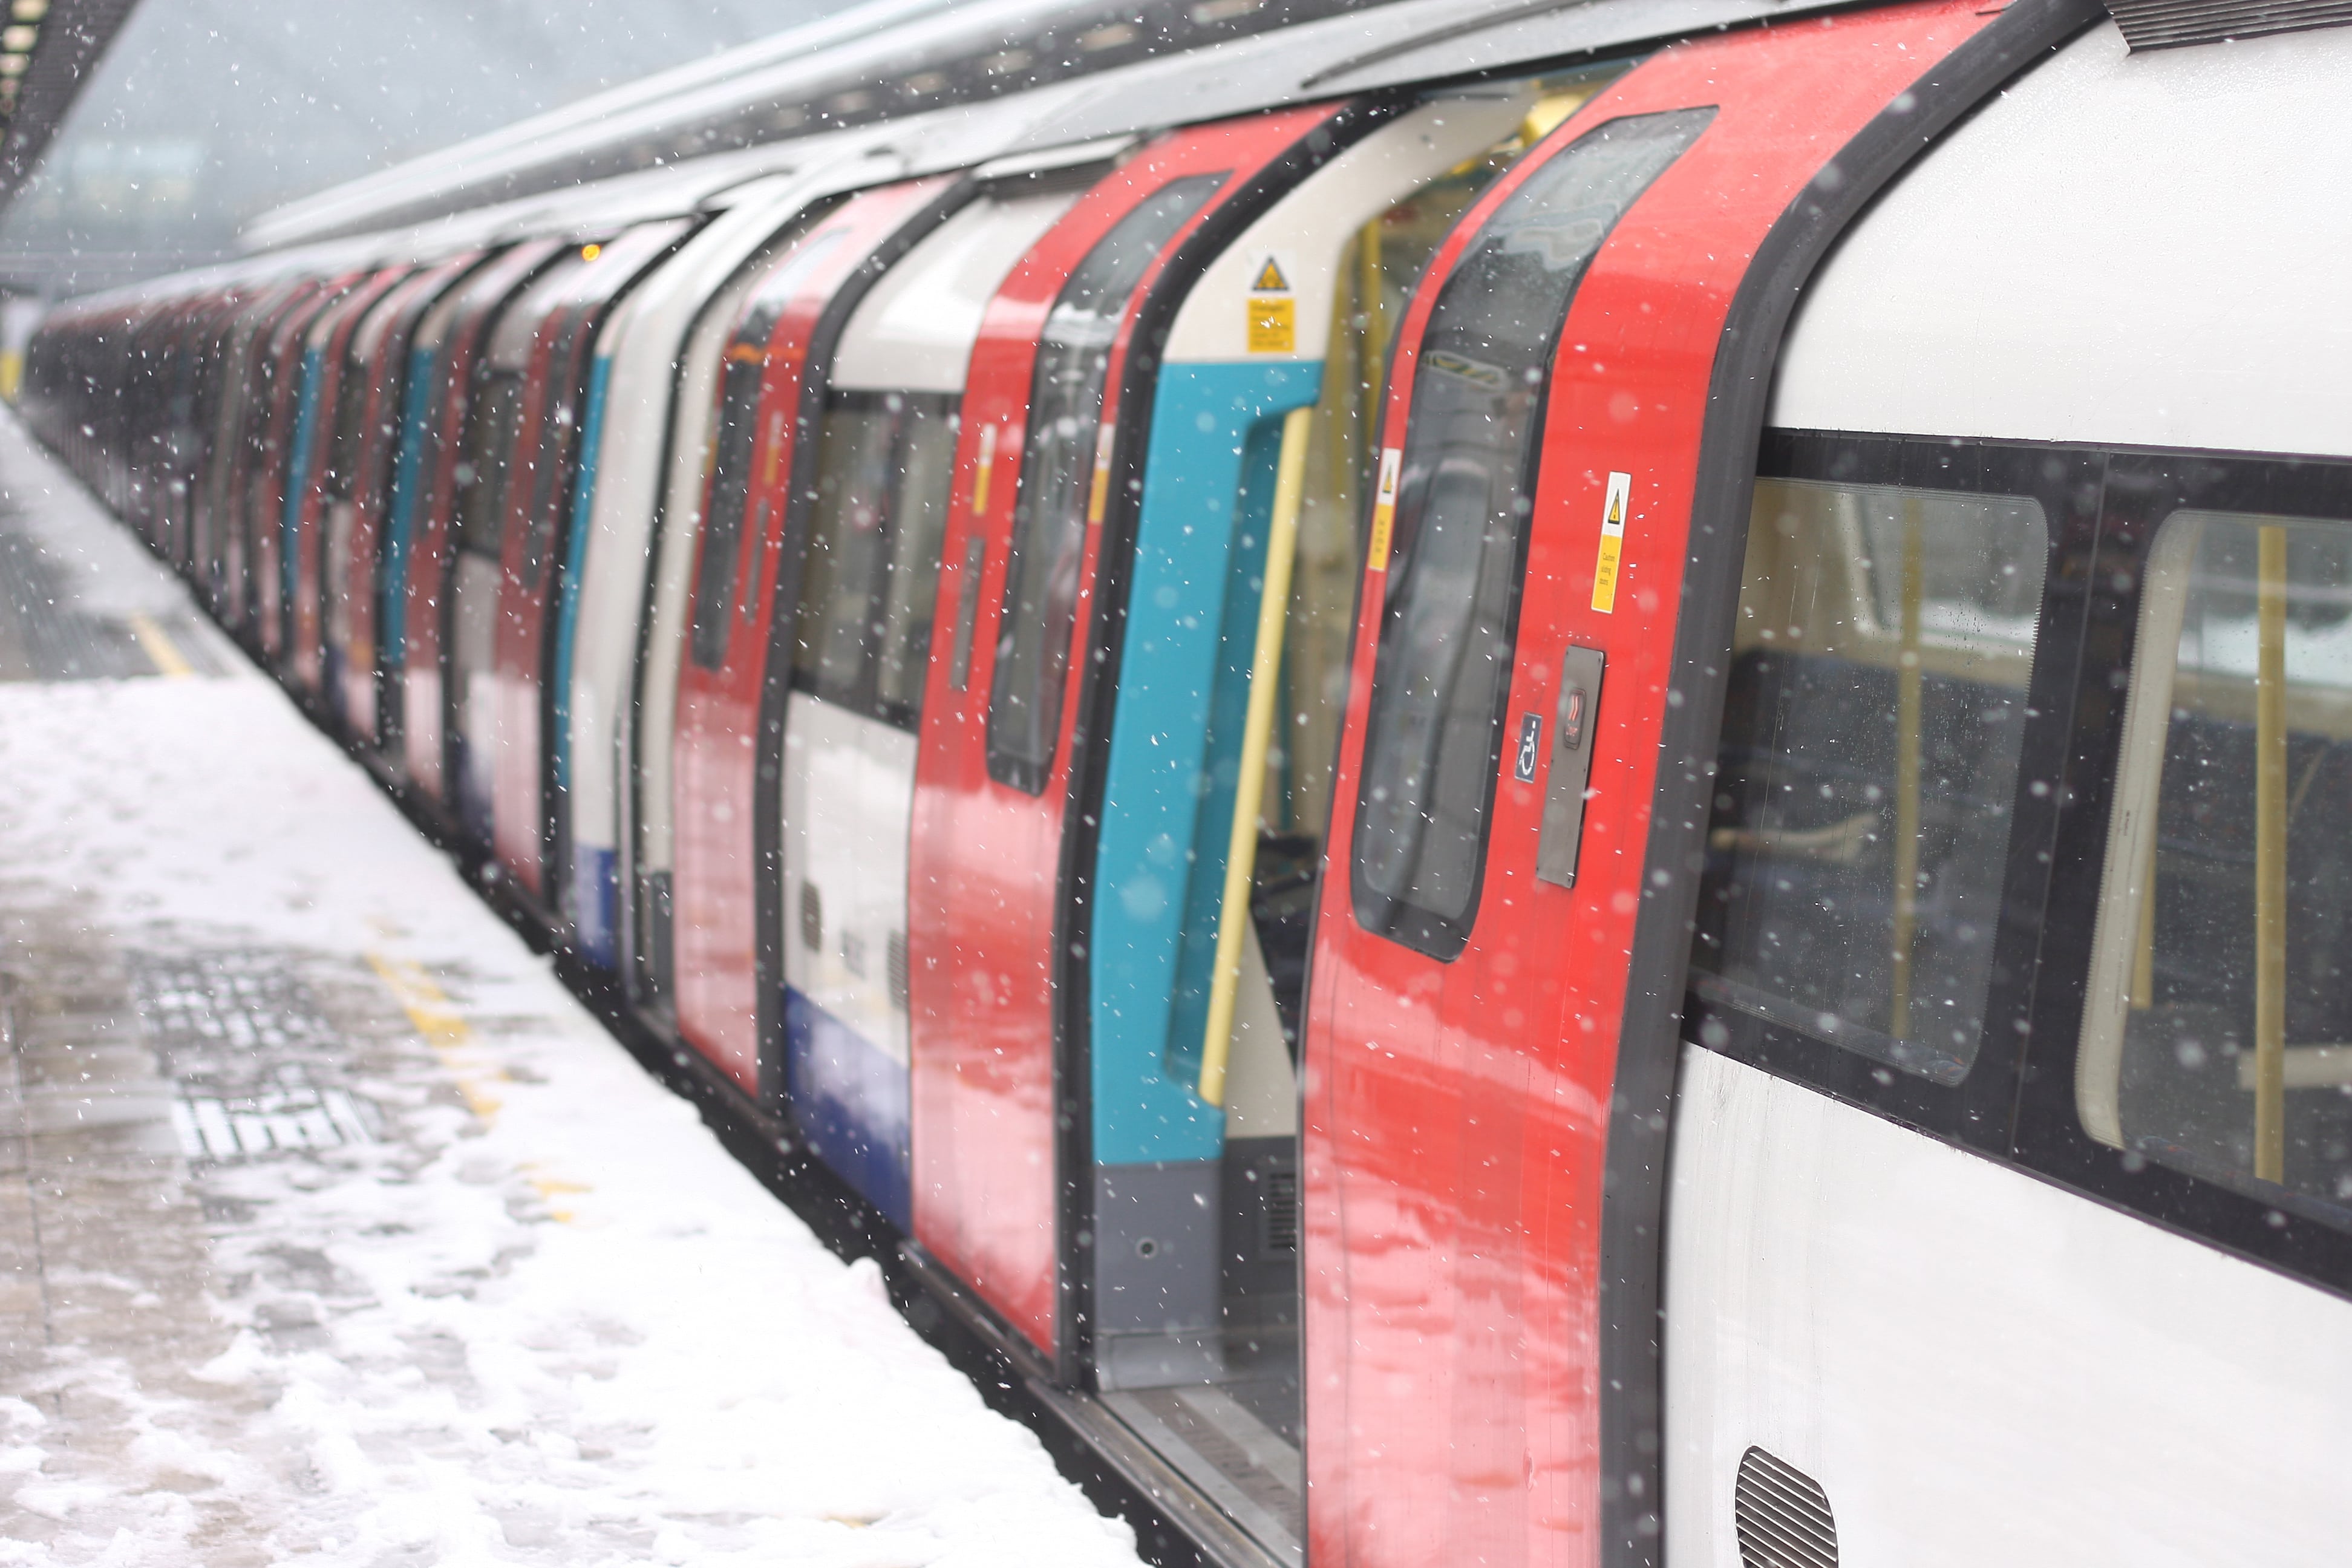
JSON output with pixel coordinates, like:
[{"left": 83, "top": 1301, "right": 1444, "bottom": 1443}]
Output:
[
  {"left": 2106, "top": 0, "right": 2352, "bottom": 50},
  {"left": 1261, "top": 1166, "right": 1299, "bottom": 1253},
  {"left": 1734, "top": 1447, "right": 1837, "bottom": 1568},
  {"left": 799, "top": 880, "right": 824, "bottom": 953},
  {"left": 887, "top": 930, "right": 910, "bottom": 1012}
]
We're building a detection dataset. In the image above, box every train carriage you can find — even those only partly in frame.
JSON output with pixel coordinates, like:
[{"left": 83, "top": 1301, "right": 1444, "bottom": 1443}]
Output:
[
  {"left": 557, "top": 174, "right": 847, "bottom": 977},
  {"left": 282, "top": 263, "right": 416, "bottom": 698},
  {"left": 25, "top": 0, "right": 2352, "bottom": 1563},
  {"left": 321, "top": 252, "right": 491, "bottom": 741},
  {"left": 389, "top": 238, "right": 568, "bottom": 813},
  {"left": 475, "top": 219, "right": 693, "bottom": 912}
]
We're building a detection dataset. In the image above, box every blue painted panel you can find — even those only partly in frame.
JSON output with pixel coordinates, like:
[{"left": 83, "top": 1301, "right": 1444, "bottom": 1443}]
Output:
[
  {"left": 1089, "top": 359, "right": 1321, "bottom": 1169},
  {"left": 380, "top": 345, "right": 440, "bottom": 668},
  {"left": 785, "top": 987, "right": 912, "bottom": 1230},
  {"left": 550, "top": 354, "right": 612, "bottom": 803},
  {"left": 281, "top": 347, "right": 327, "bottom": 633},
  {"left": 572, "top": 846, "right": 618, "bottom": 972}
]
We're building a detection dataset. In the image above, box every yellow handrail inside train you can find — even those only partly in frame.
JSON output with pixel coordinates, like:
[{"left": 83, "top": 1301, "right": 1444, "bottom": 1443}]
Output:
[
  {"left": 2254, "top": 523, "right": 2288, "bottom": 1183},
  {"left": 1198, "top": 403, "right": 1313, "bottom": 1108},
  {"left": 1889, "top": 495, "right": 1924, "bottom": 1043}
]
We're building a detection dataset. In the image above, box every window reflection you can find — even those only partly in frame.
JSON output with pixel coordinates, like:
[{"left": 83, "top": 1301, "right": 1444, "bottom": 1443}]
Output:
[
  {"left": 2081, "top": 509, "right": 2352, "bottom": 1217},
  {"left": 1691, "top": 479, "right": 2048, "bottom": 1083},
  {"left": 794, "top": 389, "right": 959, "bottom": 728}
]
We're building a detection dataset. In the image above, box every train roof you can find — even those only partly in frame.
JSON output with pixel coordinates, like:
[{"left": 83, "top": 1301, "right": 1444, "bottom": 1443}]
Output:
[{"left": 238, "top": 0, "right": 1855, "bottom": 253}]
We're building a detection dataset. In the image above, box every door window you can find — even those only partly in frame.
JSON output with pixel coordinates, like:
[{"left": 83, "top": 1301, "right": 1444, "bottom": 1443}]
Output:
[
  {"left": 687, "top": 226, "right": 848, "bottom": 671},
  {"left": 324, "top": 344, "right": 370, "bottom": 502},
  {"left": 688, "top": 333, "right": 778, "bottom": 669},
  {"left": 2079, "top": 509, "right": 2352, "bottom": 1220},
  {"left": 520, "top": 315, "right": 592, "bottom": 593},
  {"left": 1689, "top": 478, "right": 2048, "bottom": 1084},
  {"left": 1350, "top": 109, "right": 1711, "bottom": 959},
  {"left": 455, "top": 370, "right": 522, "bottom": 560},
  {"left": 793, "top": 389, "right": 960, "bottom": 727},
  {"left": 985, "top": 173, "right": 1227, "bottom": 794}
]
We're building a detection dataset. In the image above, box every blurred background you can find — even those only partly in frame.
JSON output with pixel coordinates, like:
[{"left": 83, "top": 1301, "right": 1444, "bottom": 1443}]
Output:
[{"left": 0, "top": 0, "right": 845, "bottom": 298}]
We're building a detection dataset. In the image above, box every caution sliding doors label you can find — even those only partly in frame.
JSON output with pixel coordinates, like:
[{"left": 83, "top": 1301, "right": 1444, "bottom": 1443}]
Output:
[
  {"left": 1246, "top": 252, "right": 1295, "bottom": 354},
  {"left": 1590, "top": 471, "right": 1631, "bottom": 613}
]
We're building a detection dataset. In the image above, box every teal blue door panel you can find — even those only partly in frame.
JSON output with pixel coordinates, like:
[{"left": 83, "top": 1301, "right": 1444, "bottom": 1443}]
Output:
[
  {"left": 1089, "top": 358, "right": 1321, "bottom": 1168},
  {"left": 281, "top": 347, "right": 327, "bottom": 623}
]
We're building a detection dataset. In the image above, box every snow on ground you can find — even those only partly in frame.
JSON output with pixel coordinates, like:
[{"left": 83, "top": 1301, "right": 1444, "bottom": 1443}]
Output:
[{"left": 0, "top": 523, "right": 1140, "bottom": 1561}]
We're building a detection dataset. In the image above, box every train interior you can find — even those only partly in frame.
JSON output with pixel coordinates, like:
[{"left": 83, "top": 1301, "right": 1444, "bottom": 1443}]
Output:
[
  {"left": 2086, "top": 509, "right": 2352, "bottom": 1215},
  {"left": 1693, "top": 474, "right": 2047, "bottom": 1085}
]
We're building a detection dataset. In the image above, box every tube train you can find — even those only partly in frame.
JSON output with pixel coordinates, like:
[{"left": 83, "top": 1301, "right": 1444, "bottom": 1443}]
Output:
[{"left": 23, "top": 0, "right": 2352, "bottom": 1558}]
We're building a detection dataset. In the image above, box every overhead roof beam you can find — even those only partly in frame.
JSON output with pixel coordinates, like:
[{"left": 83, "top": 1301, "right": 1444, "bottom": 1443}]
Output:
[{"left": 0, "top": 0, "right": 141, "bottom": 212}]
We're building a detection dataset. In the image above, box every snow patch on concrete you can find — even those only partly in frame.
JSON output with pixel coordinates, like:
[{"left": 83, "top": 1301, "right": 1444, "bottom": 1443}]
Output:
[{"left": 0, "top": 676, "right": 1139, "bottom": 1567}]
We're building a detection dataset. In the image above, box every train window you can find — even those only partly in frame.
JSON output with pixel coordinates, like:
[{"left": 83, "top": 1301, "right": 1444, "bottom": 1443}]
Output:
[
  {"left": 456, "top": 370, "right": 522, "bottom": 560},
  {"left": 794, "top": 390, "right": 960, "bottom": 727},
  {"left": 688, "top": 226, "right": 848, "bottom": 671},
  {"left": 985, "top": 173, "right": 1227, "bottom": 794},
  {"left": 2078, "top": 508, "right": 2352, "bottom": 1221},
  {"left": 688, "top": 339, "right": 776, "bottom": 670},
  {"left": 324, "top": 346, "right": 368, "bottom": 501},
  {"left": 1350, "top": 109, "right": 1712, "bottom": 960},
  {"left": 875, "top": 395, "right": 959, "bottom": 717},
  {"left": 1690, "top": 477, "right": 2047, "bottom": 1084},
  {"left": 519, "top": 318, "right": 589, "bottom": 593},
  {"left": 796, "top": 397, "right": 895, "bottom": 702}
]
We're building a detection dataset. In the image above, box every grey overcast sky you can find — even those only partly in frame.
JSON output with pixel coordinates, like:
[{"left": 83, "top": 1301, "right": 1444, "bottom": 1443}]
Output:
[{"left": 0, "top": 0, "right": 848, "bottom": 295}]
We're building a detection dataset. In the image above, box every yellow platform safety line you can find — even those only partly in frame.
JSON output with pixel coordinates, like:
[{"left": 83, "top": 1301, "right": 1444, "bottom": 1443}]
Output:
[
  {"left": 1198, "top": 404, "right": 1313, "bottom": 1108},
  {"left": 523, "top": 1165, "right": 590, "bottom": 1226},
  {"left": 366, "top": 949, "right": 584, "bottom": 1223},
  {"left": 128, "top": 613, "right": 192, "bottom": 678},
  {"left": 365, "top": 950, "right": 506, "bottom": 1125}
]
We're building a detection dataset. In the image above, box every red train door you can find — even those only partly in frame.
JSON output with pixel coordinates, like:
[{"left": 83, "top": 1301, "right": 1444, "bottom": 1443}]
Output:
[
  {"left": 673, "top": 177, "right": 957, "bottom": 1095},
  {"left": 1298, "top": 2, "right": 2092, "bottom": 1563},
  {"left": 396, "top": 239, "right": 564, "bottom": 806},
  {"left": 904, "top": 105, "right": 1347, "bottom": 1367},
  {"left": 489, "top": 221, "right": 690, "bottom": 908}
]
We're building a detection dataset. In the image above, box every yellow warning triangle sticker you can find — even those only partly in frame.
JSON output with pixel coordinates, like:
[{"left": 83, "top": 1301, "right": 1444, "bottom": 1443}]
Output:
[
  {"left": 1252, "top": 256, "right": 1289, "bottom": 292},
  {"left": 1607, "top": 491, "right": 1622, "bottom": 526}
]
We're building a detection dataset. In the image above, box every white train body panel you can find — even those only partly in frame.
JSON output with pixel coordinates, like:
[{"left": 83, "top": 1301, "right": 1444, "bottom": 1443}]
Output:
[
  {"left": 1772, "top": 21, "right": 2352, "bottom": 458},
  {"left": 1667, "top": 1048, "right": 2352, "bottom": 1567},
  {"left": 828, "top": 185, "right": 1080, "bottom": 394},
  {"left": 783, "top": 692, "right": 916, "bottom": 1063}
]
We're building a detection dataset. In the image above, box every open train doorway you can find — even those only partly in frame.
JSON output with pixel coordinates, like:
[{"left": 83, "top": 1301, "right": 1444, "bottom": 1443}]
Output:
[{"left": 1079, "top": 76, "right": 1621, "bottom": 1559}]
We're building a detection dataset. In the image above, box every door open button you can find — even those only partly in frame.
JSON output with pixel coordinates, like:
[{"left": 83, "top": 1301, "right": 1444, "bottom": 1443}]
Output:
[{"left": 1536, "top": 645, "right": 1604, "bottom": 889}]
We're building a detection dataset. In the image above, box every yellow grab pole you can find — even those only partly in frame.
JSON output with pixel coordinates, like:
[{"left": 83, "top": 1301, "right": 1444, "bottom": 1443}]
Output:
[
  {"left": 1198, "top": 405, "right": 1315, "bottom": 1108},
  {"left": 2255, "top": 524, "right": 2289, "bottom": 1184},
  {"left": 1890, "top": 498, "right": 1924, "bottom": 1043}
]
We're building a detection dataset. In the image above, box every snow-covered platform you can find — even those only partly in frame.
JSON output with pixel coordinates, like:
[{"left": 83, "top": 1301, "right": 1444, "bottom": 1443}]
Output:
[{"left": 0, "top": 413, "right": 1144, "bottom": 1567}]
